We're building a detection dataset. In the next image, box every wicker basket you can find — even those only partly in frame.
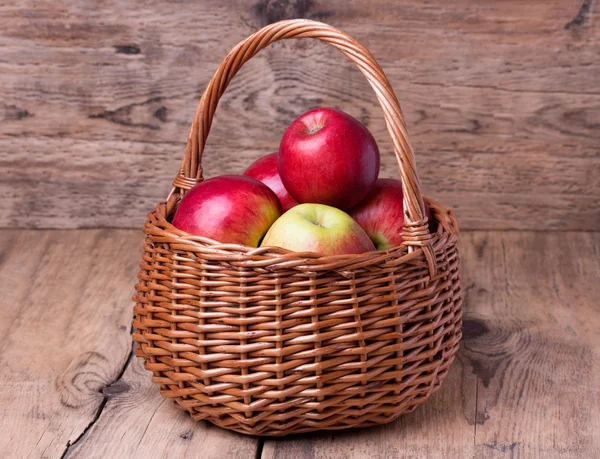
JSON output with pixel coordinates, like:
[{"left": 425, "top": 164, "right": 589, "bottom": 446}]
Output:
[{"left": 133, "top": 19, "right": 462, "bottom": 437}]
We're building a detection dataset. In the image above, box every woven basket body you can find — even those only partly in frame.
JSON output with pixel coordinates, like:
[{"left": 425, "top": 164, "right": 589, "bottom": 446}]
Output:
[{"left": 133, "top": 19, "right": 463, "bottom": 437}]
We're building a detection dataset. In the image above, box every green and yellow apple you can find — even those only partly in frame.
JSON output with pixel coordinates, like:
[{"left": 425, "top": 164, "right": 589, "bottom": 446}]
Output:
[{"left": 260, "top": 203, "right": 375, "bottom": 255}]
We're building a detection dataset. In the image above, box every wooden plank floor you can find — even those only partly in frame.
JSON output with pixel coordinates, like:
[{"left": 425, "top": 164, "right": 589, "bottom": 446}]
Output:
[{"left": 0, "top": 230, "right": 598, "bottom": 458}]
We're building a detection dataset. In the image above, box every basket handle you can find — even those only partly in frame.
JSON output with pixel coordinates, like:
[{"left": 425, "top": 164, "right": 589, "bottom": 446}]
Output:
[{"left": 172, "top": 19, "right": 437, "bottom": 277}]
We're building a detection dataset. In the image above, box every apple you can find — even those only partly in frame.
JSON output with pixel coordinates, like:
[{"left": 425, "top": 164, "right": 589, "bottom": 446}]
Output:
[
  {"left": 260, "top": 203, "right": 375, "bottom": 255},
  {"left": 278, "top": 107, "right": 380, "bottom": 210},
  {"left": 243, "top": 153, "right": 299, "bottom": 212},
  {"left": 172, "top": 175, "right": 281, "bottom": 247},
  {"left": 349, "top": 179, "right": 437, "bottom": 250}
]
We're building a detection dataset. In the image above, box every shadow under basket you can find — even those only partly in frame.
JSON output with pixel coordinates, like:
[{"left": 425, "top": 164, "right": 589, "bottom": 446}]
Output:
[{"left": 132, "top": 19, "right": 463, "bottom": 437}]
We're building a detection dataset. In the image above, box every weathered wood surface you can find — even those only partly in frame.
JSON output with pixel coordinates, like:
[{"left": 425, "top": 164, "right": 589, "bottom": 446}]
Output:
[
  {"left": 66, "top": 357, "right": 258, "bottom": 459},
  {"left": 1, "top": 229, "right": 598, "bottom": 458},
  {"left": 0, "top": 230, "right": 139, "bottom": 458},
  {"left": 1, "top": 0, "right": 599, "bottom": 230},
  {"left": 462, "top": 232, "right": 600, "bottom": 458},
  {"left": 0, "top": 229, "right": 257, "bottom": 459}
]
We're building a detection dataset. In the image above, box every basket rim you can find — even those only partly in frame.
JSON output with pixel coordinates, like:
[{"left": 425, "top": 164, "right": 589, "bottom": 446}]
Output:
[{"left": 142, "top": 196, "right": 459, "bottom": 273}]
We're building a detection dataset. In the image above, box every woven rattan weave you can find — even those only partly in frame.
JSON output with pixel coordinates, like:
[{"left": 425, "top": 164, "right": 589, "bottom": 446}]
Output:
[{"left": 133, "top": 19, "right": 463, "bottom": 436}]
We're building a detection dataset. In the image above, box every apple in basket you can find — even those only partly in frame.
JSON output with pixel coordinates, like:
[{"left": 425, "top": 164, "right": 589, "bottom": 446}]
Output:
[
  {"left": 243, "top": 152, "right": 299, "bottom": 212},
  {"left": 172, "top": 175, "right": 281, "bottom": 246},
  {"left": 278, "top": 107, "right": 380, "bottom": 211},
  {"left": 350, "top": 178, "right": 437, "bottom": 250},
  {"left": 260, "top": 203, "right": 375, "bottom": 255}
]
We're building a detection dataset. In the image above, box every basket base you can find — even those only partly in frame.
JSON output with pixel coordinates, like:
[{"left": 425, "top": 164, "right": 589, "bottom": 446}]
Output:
[{"left": 164, "top": 354, "right": 456, "bottom": 437}]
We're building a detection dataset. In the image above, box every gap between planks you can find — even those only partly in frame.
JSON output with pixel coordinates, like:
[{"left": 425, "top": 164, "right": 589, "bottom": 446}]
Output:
[{"left": 60, "top": 330, "right": 135, "bottom": 459}]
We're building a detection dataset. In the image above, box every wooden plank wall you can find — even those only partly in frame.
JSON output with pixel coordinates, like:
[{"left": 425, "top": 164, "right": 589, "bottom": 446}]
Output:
[{"left": 1, "top": 0, "right": 598, "bottom": 230}]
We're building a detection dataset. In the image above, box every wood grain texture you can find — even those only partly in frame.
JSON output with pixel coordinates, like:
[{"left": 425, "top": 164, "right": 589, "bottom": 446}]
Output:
[
  {"left": 1, "top": 0, "right": 599, "bottom": 230},
  {"left": 262, "top": 231, "right": 600, "bottom": 458},
  {"left": 0, "top": 229, "right": 140, "bottom": 458},
  {"left": 461, "top": 231, "right": 600, "bottom": 458},
  {"left": 67, "top": 358, "right": 258, "bottom": 459},
  {"left": 0, "top": 229, "right": 257, "bottom": 459}
]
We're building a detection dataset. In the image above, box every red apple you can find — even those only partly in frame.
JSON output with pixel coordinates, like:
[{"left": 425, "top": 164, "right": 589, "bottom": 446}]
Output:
[
  {"left": 261, "top": 204, "right": 375, "bottom": 255},
  {"left": 350, "top": 179, "right": 437, "bottom": 250},
  {"left": 243, "top": 153, "right": 299, "bottom": 212},
  {"left": 172, "top": 175, "right": 281, "bottom": 247},
  {"left": 278, "top": 108, "right": 380, "bottom": 210}
]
